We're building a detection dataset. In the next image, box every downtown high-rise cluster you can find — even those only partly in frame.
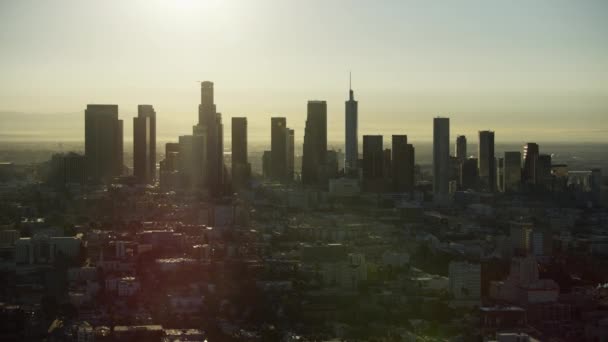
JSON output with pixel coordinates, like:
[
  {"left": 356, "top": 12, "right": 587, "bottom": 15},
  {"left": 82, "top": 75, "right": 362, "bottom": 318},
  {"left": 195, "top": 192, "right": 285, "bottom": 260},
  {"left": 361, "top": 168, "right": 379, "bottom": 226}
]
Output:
[{"left": 75, "top": 79, "right": 601, "bottom": 206}]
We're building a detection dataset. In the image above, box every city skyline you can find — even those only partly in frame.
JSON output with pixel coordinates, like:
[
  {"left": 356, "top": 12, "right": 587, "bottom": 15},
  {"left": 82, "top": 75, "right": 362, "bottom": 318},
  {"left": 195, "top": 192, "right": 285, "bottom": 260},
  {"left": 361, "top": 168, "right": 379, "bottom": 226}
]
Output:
[{"left": 1, "top": 0, "right": 607, "bottom": 143}]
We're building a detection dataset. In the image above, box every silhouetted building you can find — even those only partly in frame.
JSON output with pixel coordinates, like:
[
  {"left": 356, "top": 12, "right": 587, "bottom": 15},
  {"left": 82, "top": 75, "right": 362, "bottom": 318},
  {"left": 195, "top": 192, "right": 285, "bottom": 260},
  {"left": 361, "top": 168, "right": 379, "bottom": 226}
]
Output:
[
  {"left": 523, "top": 143, "right": 539, "bottom": 185},
  {"left": 503, "top": 151, "right": 522, "bottom": 193},
  {"left": 48, "top": 152, "right": 86, "bottom": 186},
  {"left": 536, "top": 154, "right": 552, "bottom": 191},
  {"left": 456, "top": 135, "right": 467, "bottom": 162},
  {"left": 271, "top": 117, "right": 288, "bottom": 181},
  {"left": 231, "top": 117, "right": 250, "bottom": 188},
  {"left": 192, "top": 125, "right": 209, "bottom": 190},
  {"left": 392, "top": 135, "right": 415, "bottom": 192},
  {"left": 478, "top": 130, "right": 496, "bottom": 191},
  {"left": 302, "top": 101, "right": 327, "bottom": 188},
  {"left": 433, "top": 117, "right": 450, "bottom": 196},
  {"left": 497, "top": 157, "right": 504, "bottom": 192},
  {"left": 133, "top": 105, "right": 156, "bottom": 184},
  {"left": 178, "top": 135, "right": 195, "bottom": 188},
  {"left": 345, "top": 77, "right": 358, "bottom": 177},
  {"left": 383, "top": 148, "right": 392, "bottom": 179},
  {"left": 84, "top": 104, "right": 123, "bottom": 183},
  {"left": 159, "top": 142, "right": 180, "bottom": 190},
  {"left": 287, "top": 128, "right": 295, "bottom": 181},
  {"left": 362, "top": 135, "right": 383, "bottom": 192},
  {"left": 460, "top": 157, "right": 479, "bottom": 190},
  {"left": 197, "top": 81, "right": 224, "bottom": 197}
]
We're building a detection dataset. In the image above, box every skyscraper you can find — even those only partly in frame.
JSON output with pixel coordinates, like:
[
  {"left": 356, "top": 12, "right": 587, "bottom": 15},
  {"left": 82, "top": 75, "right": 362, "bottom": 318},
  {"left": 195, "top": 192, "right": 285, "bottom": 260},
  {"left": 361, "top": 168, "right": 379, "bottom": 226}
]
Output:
[
  {"left": 478, "top": 130, "right": 496, "bottom": 191},
  {"left": 345, "top": 74, "right": 358, "bottom": 177},
  {"left": 271, "top": 117, "right": 288, "bottom": 180},
  {"left": 133, "top": 104, "right": 156, "bottom": 184},
  {"left": 231, "top": 117, "right": 250, "bottom": 188},
  {"left": 536, "top": 154, "right": 552, "bottom": 191},
  {"left": 178, "top": 135, "right": 195, "bottom": 188},
  {"left": 302, "top": 101, "right": 328, "bottom": 188},
  {"left": 84, "top": 104, "right": 123, "bottom": 183},
  {"left": 460, "top": 157, "right": 479, "bottom": 190},
  {"left": 456, "top": 135, "right": 467, "bottom": 162},
  {"left": 287, "top": 128, "right": 295, "bottom": 181},
  {"left": 523, "top": 142, "right": 539, "bottom": 185},
  {"left": 503, "top": 151, "right": 522, "bottom": 192},
  {"left": 433, "top": 117, "right": 450, "bottom": 196},
  {"left": 362, "top": 135, "right": 383, "bottom": 192},
  {"left": 159, "top": 142, "right": 180, "bottom": 190},
  {"left": 197, "top": 81, "right": 224, "bottom": 196},
  {"left": 497, "top": 157, "right": 504, "bottom": 192},
  {"left": 392, "top": 135, "right": 415, "bottom": 193}
]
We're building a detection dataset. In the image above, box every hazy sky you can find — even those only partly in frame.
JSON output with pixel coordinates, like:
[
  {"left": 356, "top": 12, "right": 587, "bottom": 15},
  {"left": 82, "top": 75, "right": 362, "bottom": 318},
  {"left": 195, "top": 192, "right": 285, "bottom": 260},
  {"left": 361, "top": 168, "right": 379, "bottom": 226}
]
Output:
[{"left": 1, "top": 0, "right": 607, "bottom": 144}]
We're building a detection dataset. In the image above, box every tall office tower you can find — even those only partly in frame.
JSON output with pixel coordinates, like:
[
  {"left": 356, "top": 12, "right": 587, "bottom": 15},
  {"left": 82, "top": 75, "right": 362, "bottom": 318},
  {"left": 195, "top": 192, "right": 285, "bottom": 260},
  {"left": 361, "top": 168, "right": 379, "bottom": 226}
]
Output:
[
  {"left": 117, "top": 119, "right": 123, "bottom": 176},
  {"left": 133, "top": 105, "right": 156, "bottom": 184},
  {"left": 362, "top": 135, "right": 383, "bottom": 192},
  {"left": 456, "top": 135, "right": 467, "bottom": 162},
  {"left": 197, "top": 81, "right": 224, "bottom": 196},
  {"left": 344, "top": 75, "right": 358, "bottom": 177},
  {"left": 392, "top": 135, "right": 414, "bottom": 192},
  {"left": 522, "top": 142, "right": 539, "bottom": 185},
  {"left": 536, "top": 154, "right": 552, "bottom": 191},
  {"left": 178, "top": 135, "right": 194, "bottom": 188},
  {"left": 503, "top": 151, "right": 522, "bottom": 192},
  {"left": 460, "top": 157, "right": 479, "bottom": 190},
  {"left": 302, "top": 101, "right": 328, "bottom": 188},
  {"left": 287, "top": 129, "right": 295, "bottom": 181},
  {"left": 497, "top": 157, "right": 504, "bottom": 192},
  {"left": 159, "top": 142, "right": 180, "bottom": 190},
  {"left": 231, "top": 117, "right": 250, "bottom": 188},
  {"left": 478, "top": 130, "right": 496, "bottom": 192},
  {"left": 192, "top": 125, "right": 208, "bottom": 190},
  {"left": 85, "top": 104, "right": 123, "bottom": 183},
  {"left": 271, "top": 117, "right": 288, "bottom": 180},
  {"left": 433, "top": 117, "right": 450, "bottom": 196}
]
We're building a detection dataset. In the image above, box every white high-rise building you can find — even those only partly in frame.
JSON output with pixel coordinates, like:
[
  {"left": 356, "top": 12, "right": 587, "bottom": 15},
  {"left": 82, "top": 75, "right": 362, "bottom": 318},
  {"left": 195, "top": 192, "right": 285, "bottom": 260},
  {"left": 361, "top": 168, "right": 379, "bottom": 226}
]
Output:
[{"left": 344, "top": 74, "right": 358, "bottom": 176}]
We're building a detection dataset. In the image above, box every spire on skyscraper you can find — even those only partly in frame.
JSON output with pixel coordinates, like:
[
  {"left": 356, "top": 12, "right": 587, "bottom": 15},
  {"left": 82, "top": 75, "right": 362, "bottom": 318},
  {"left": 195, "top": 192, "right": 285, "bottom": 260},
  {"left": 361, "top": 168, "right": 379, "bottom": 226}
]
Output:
[{"left": 349, "top": 71, "right": 354, "bottom": 101}]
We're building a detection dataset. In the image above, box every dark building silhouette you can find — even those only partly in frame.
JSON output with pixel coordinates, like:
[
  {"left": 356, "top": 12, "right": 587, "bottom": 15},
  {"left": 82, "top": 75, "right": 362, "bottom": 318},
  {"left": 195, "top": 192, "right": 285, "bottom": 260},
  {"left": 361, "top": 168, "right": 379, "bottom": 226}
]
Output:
[
  {"left": 523, "top": 142, "right": 539, "bottom": 185},
  {"left": 433, "top": 117, "right": 450, "bottom": 196},
  {"left": 497, "top": 157, "right": 504, "bottom": 192},
  {"left": 84, "top": 104, "right": 123, "bottom": 183},
  {"left": 392, "top": 135, "right": 414, "bottom": 192},
  {"left": 302, "top": 101, "right": 327, "bottom": 188},
  {"left": 197, "top": 81, "right": 224, "bottom": 196},
  {"left": 456, "top": 135, "right": 467, "bottom": 162},
  {"left": 271, "top": 117, "right": 288, "bottom": 181},
  {"left": 478, "top": 130, "right": 496, "bottom": 191},
  {"left": 231, "top": 117, "right": 250, "bottom": 188},
  {"left": 159, "top": 142, "right": 180, "bottom": 190},
  {"left": 287, "top": 129, "right": 295, "bottom": 181},
  {"left": 133, "top": 104, "right": 156, "bottom": 184},
  {"left": 345, "top": 76, "right": 358, "bottom": 177},
  {"left": 362, "top": 135, "right": 383, "bottom": 192},
  {"left": 460, "top": 157, "right": 479, "bottom": 190},
  {"left": 536, "top": 154, "right": 552, "bottom": 191},
  {"left": 503, "top": 151, "right": 522, "bottom": 193},
  {"left": 48, "top": 152, "right": 86, "bottom": 186}
]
